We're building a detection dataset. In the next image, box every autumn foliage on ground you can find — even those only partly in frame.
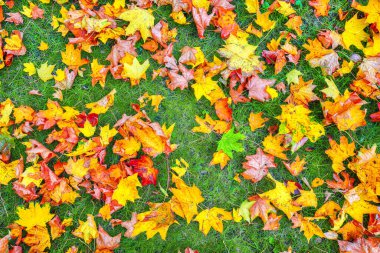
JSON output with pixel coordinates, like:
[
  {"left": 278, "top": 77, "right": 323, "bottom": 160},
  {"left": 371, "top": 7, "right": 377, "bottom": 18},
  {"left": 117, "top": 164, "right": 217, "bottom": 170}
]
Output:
[{"left": 0, "top": 0, "right": 380, "bottom": 252}]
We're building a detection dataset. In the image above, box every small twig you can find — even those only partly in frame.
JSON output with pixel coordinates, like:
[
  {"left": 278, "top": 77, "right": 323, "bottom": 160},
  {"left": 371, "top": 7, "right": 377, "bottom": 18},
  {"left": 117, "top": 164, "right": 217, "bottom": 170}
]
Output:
[{"left": 0, "top": 191, "right": 9, "bottom": 217}]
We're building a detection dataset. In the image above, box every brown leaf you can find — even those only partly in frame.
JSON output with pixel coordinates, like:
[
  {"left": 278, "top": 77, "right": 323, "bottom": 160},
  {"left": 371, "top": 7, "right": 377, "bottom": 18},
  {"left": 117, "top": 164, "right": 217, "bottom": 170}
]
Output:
[
  {"left": 246, "top": 75, "right": 275, "bottom": 102},
  {"left": 96, "top": 226, "right": 121, "bottom": 251},
  {"left": 242, "top": 148, "right": 276, "bottom": 183},
  {"left": 192, "top": 7, "right": 214, "bottom": 39},
  {"left": 5, "top": 12, "right": 23, "bottom": 25}
]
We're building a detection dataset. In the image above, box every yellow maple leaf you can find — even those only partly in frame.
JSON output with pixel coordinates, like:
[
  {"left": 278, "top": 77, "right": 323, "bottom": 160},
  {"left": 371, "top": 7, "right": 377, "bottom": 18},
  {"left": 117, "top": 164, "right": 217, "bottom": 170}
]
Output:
[
  {"left": 170, "top": 11, "right": 188, "bottom": 25},
  {"left": 79, "top": 120, "right": 96, "bottom": 138},
  {"left": 191, "top": 69, "right": 221, "bottom": 101},
  {"left": 259, "top": 174, "right": 301, "bottom": 218},
  {"left": 321, "top": 78, "right": 340, "bottom": 100},
  {"left": 100, "top": 124, "right": 118, "bottom": 146},
  {"left": 364, "top": 33, "right": 380, "bottom": 57},
  {"left": 72, "top": 214, "right": 98, "bottom": 244},
  {"left": 342, "top": 14, "right": 369, "bottom": 50},
  {"left": 16, "top": 202, "right": 54, "bottom": 230},
  {"left": 171, "top": 158, "right": 189, "bottom": 177},
  {"left": 86, "top": 89, "right": 116, "bottom": 114},
  {"left": 133, "top": 202, "right": 178, "bottom": 240},
  {"left": 121, "top": 57, "right": 150, "bottom": 86},
  {"left": 23, "top": 62, "right": 36, "bottom": 76},
  {"left": 210, "top": 150, "right": 230, "bottom": 169},
  {"left": 248, "top": 112, "right": 268, "bottom": 132},
  {"left": 4, "top": 34, "right": 23, "bottom": 51},
  {"left": 61, "top": 44, "right": 89, "bottom": 69},
  {"left": 170, "top": 175, "right": 204, "bottom": 223},
  {"left": 37, "top": 62, "right": 55, "bottom": 82},
  {"left": 263, "top": 134, "right": 288, "bottom": 160},
  {"left": 194, "top": 207, "right": 232, "bottom": 235},
  {"left": 352, "top": 0, "right": 380, "bottom": 28},
  {"left": 90, "top": 59, "right": 108, "bottom": 88},
  {"left": 0, "top": 159, "right": 20, "bottom": 185},
  {"left": 300, "top": 218, "right": 325, "bottom": 242},
  {"left": 38, "top": 41, "right": 49, "bottom": 51},
  {"left": 218, "top": 33, "right": 261, "bottom": 74},
  {"left": 325, "top": 136, "right": 355, "bottom": 174},
  {"left": 277, "top": 0, "right": 296, "bottom": 16},
  {"left": 255, "top": 11, "right": 276, "bottom": 32},
  {"left": 112, "top": 174, "right": 142, "bottom": 206},
  {"left": 315, "top": 201, "right": 341, "bottom": 219},
  {"left": 293, "top": 189, "right": 318, "bottom": 208},
  {"left": 118, "top": 7, "right": 154, "bottom": 41},
  {"left": 343, "top": 199, "right": 379, "bottom": 224},
  {"left": 245, "top": 0, "right": 259, "bottom": 13}
]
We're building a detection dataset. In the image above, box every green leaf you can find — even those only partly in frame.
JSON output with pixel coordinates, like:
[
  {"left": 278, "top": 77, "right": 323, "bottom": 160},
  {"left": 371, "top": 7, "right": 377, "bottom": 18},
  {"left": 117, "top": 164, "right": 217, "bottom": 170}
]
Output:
[{"left": 217, "top": 128, "right": 245, "bottom": 158}]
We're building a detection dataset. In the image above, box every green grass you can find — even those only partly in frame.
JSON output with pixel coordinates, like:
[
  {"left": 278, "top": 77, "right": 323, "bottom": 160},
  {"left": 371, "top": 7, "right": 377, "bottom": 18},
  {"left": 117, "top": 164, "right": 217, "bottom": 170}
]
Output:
[{"left": 1, "top": 0, "right": 380, "bottom": 252}]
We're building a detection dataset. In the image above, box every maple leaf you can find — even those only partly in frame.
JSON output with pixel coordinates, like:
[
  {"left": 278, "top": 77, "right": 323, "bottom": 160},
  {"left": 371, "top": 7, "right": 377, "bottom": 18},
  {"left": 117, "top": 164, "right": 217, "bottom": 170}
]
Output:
[
  {"left": 309, "top": 0, "right": 330, "bottom": 17},
  {"left": 118, "top": 7, "right": 154, "bottom": 41},
  {"left": 5, "top": 12, "right": 24, "bottom": 25},
  {"left": 263, "top": 213, "right": 282, "bottom": 231},
  {"left": 210, "top": 150, "right": 231, "bottom": 169},
  {"left": 293, "top": 189, "right": 318, "bottom": 208},
  {"left": 283, "top": 155, "right": 307, "bottom": 176},
  {"left": 352, "top": 0, "right": 380, "bottom": 28},
  {"left": 61, "top": 44, "right": 89, "bottom": 70},
  {"left": 86, "top": 89, "right": 116, "bottom": 114},
  {"left": 321, "top": 78, "right": 340, "bottom": 100},
  {"left": 127, "top": 156, "right": 159, "bottom": 186},
  {"left": 49, "top": 216, "right": 72, "bottom": 240},
  {"left": 23, "top": 62, "right": 36, "bottom": 76},
  {"left": 339, "top": 238, "right": 380, "bottom": 253},
  {"left": 38, "top": 41, "right": 49, "bottom": 51},
  {"left": 300, "top": 218, "right": 325, "bottom": 242},
  {"left": 285, "top": 77, "right": 318, "bottom": 106},
  {"left": 245, "top": 0, "right": 259, "bottom": 13},
  {"left": 248, "top": 112, "right": 268, "bottom": 132},
  {"left": 321, "top": 90, "right": 367, "bottom": 131},
  {"left": 262, "top": 134, "right": 288, "bottom": 160},
  {"left": 90, "top": 59, "right": 109, "bottom": 88},
  {"left": 259, "top": 174, "right": 301, "bottom": 218},
  {"left": 343, "top": 199, "right": 379, "bottom": 224},
  {"left": 217, "top": 128, "right": 245, "bottom": 158},
  {"left": 170, "top": 175, "right": 204, "bottom": 223},
  {"left": 325, "top": 136, "right": 355, "bottom": 174},
  {"left": 96, "top": 226, "right": 121, "bottom": 251},
  {"left": 249, "top": 195, "right": 276, "bottom": 223},
  {"left": 112, "top": 174, "right": 142, "bottom": 206},
  {"left": 285, "top": 16, "right": 303, "bottom": 36},
  {"left": 37, "top": 62, "right": 55, "bottom": 82},
  {"left": 16, "top": 202, "right": 54, "bottom": 230},
  {"left": 133, "top": 202, "right": 178, "bottom": 240},
  {"left": 315, "top": 201, "right": 341, "bottom": 220},
  {"left": 72, "top": 214, "right": 98, "bottom": 244},
  {"left": 0, "top": 159, "right": 20, "bottom": 185},
  {"left": 191, "top": 69, "right": 222, "bottom": 102},
  {"left": 242, "top": 148, "right": 276, "bottom": 183},
  {"left": 246, "top": 75, "right": 276, "bottom": 102},
  {"left": 23, "top": 226, "right": 51, "bottom": 252},
  {"left": 342, "top": 14, "right": 369, "bottom": 50},
  {"left": 218, "top": 33, "right": 262, "bottom": 74},
  {"left": 194, "top": 207, "right": 232, "bottom": 235},
  {"left": 121, "top": 57, "right": 150, "bottom": 86},
  {"left": 192, "top": 7, "right": 214, "bottom": 39},
  {"left": 255, "top": 11, "right": 276, "bottom": 32}
]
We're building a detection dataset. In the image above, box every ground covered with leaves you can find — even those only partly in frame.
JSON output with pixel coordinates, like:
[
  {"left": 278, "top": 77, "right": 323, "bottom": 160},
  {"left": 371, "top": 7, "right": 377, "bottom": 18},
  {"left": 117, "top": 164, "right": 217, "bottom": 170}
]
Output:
[{"left": 0, "top": 0, "right": 380, "bottom": 252}]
